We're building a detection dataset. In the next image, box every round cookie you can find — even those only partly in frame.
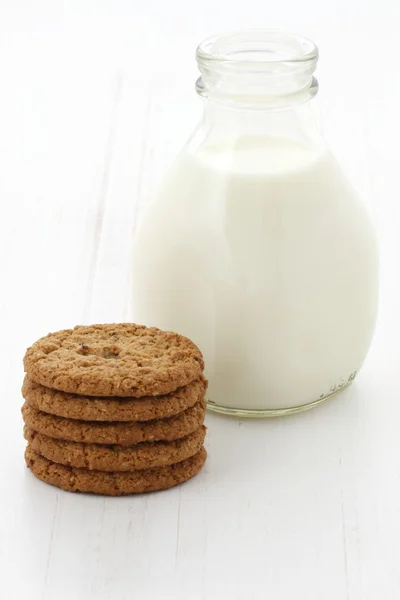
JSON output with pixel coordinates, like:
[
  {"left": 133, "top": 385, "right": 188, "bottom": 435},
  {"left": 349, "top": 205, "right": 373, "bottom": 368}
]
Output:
[
  {"left": 23, "top": 323, "right": 204, "bottom": 397},
  {"left": 25, "top": 446, "right": 207, "bottom": 496},
  {"left": 24, "top": 425, "right": 206, "bottom": 471},
  {"left": 22, "top": 375, "right": 207, "bottom": 422},
  {"left": 22, "top": 400, "right": 206, "bottom": 445}
]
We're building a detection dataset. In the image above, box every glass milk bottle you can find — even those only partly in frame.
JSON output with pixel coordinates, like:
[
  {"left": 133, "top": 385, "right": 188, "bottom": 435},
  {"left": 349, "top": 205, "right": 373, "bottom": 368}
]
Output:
[{"left": 131, "top": 31, "right": 378, "bottom": 417}]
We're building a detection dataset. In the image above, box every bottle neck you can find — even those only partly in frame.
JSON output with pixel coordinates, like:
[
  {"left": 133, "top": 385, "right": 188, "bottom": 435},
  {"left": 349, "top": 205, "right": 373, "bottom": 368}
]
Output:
[
  {"left": 196, "top": 30, "right": 318, "bottom": 108},
  {"left": 200, "top": 98, "right": 324, "bottom": 150}
]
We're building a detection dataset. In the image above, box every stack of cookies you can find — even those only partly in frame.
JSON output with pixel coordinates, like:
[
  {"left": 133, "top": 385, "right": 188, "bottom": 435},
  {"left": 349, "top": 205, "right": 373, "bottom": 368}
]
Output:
[{"left": 22, "top": 324, "right": 207, "bottom": 496}]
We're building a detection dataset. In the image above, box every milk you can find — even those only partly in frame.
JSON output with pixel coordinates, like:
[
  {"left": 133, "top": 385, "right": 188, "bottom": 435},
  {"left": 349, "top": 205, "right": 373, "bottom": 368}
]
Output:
[{"left": 132, "top": 137, "right": 378, "bottom": 411}]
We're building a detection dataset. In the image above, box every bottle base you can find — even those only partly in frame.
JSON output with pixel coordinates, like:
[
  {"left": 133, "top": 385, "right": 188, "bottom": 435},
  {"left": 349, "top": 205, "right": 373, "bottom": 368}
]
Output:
[{"left": 206, "top": 381, "right": 353, "bottom": 418}]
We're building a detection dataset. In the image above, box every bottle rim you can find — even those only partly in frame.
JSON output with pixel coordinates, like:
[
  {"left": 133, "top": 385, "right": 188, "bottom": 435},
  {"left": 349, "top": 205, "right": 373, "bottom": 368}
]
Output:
[{"left": 196, "top": 30, "right": 318, "bottom": 68}]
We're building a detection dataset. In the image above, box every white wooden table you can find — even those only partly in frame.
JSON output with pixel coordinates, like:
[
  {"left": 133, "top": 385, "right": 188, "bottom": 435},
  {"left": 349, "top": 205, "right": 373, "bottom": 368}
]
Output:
[{"left": 1, "top": 2, "right": 399, "bottom": 598}]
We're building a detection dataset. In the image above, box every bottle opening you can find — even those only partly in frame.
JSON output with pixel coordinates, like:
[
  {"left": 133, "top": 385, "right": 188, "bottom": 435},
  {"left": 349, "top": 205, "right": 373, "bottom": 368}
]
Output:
[
  {"left": 197, "top": 30, "right": 317, "bottom": 65},
  {"left": 196, "top": 30, "right": 319, "bottom": 108}
]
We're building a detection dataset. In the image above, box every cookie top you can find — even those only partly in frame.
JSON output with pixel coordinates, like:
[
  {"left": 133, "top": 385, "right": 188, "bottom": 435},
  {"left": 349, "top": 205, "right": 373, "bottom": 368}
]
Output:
[
  {"left": 22, "top": 374, "right": 207, "bottom": 422},
  {"left": 24, "top": 425, "right": 206, "bottom": 471},
  {"left": 25, "top": 446, "right": 207, "bottom": 496},
  {"left": 23, "top": 324, "right": 204, "bottom": 397},
  {"left": 22, "top": 400, "right": 206, "bottom": 445}
]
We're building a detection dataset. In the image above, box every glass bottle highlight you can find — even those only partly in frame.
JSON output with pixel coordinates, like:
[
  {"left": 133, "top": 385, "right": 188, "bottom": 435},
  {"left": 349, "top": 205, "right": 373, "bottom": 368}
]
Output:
[{"left": 131, "top": 31, "right": 378, "bottom": 416}]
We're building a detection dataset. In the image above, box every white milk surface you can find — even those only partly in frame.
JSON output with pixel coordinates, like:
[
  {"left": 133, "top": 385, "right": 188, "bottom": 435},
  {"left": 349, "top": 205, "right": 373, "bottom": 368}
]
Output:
[{"left": 132, "top": 137, "right": 378, "bottom": 410}]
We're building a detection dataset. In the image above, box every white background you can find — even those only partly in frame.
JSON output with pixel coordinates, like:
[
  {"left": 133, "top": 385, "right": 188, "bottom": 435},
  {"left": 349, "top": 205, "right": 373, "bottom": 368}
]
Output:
[{"left": 1, "top": 1, "right": 400, "bottom": 599}]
